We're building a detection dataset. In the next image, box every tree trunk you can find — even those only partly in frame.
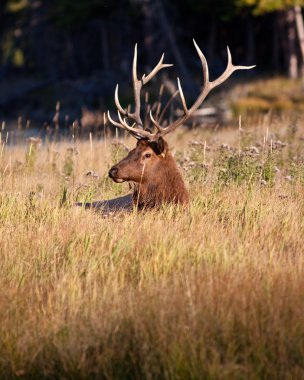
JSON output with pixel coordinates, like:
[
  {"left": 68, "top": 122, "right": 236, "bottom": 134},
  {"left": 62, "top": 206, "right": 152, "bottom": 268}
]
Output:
[
  {"left": 101, "top": 22, "right": 110, "bottom": 71},
  {"left": 153, "top": 0, "right": 196, "bottom": 94},
  {"left": 277, "top": 10, "right": 289, "bottom": 73},
  {"left": 207, "top": 16, "right": 217, "bottom": 65},
  {"left": 64, "top": 32, "right": 79, "bottom": 79},
  {"left": 294, "top": 5, "right": 304, "bottom": 80},
  {"left": 142, "top": 0, "right": 155, "bottom": 68},
  {"left": 286, "top": 8, "right": 298, "bottom": 78},
  {"left": 28, "top": 0, "right": 59, "bottom": 80},
  {"left": 246, "top": 15, "right": 256, "bottom": 66},
  {"left": 272, "top": 12, "right": 280, "bottom": 73},
  {"left": 0, "top": 1, "right": 7, "bottom": 72}
]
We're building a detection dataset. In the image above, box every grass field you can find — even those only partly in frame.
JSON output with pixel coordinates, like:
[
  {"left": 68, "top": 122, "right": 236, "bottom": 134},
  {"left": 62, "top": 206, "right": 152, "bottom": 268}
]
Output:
[{"left": 1, "top": 113, "right": 304, "bottom": 379}]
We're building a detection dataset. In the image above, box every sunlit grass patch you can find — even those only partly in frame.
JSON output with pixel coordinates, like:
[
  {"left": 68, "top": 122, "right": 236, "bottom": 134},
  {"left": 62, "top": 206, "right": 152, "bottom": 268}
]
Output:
[{"left": 0, "top": 115, "right": 304, "bottom": 378}]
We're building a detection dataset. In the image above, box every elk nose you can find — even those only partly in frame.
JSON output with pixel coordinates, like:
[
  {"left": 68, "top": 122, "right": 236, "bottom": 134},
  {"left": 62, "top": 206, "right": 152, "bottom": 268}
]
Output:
[{"left": 109, "top": 166, "right": 118, "bottom": 179}]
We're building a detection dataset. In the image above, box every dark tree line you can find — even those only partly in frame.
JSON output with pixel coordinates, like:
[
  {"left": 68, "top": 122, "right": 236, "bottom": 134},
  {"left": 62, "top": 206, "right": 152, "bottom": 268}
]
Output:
[
  {"left": 1, "top": 0, "right": 304, "bottom": 77},
  {"left": 1, "top": 0, "right": 304, "bottom": 120}
]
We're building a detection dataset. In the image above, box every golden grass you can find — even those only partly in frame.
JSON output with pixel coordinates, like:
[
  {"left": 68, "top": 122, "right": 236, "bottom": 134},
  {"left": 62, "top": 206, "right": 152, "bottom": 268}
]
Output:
[
  {"left": 1, "top": 115, "right": 304, "bottom": 379},
  {"left": 231, "top": 77, "right": 304, "bottom": 116}
]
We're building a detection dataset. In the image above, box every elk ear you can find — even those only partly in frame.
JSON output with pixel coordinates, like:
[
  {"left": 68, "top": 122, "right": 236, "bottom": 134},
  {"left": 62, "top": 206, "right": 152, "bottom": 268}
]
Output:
[
  {"left": 136, "top": 139, "right": 147, "bottom": 147},
  {"left": 149, "top": 137, "right": 166, "bottom": 155}
]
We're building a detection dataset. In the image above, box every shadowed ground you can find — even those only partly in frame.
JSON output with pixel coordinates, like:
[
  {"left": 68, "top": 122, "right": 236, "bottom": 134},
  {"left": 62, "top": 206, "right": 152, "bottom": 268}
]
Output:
[{"left": 75, "top": 194, "right": 133, "bottom": 212}]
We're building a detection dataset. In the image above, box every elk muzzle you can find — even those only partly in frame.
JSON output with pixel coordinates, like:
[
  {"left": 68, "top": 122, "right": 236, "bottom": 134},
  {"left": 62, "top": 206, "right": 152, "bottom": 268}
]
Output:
[{"left": 108, "top": 166, "right": 125, "bottom": 183}]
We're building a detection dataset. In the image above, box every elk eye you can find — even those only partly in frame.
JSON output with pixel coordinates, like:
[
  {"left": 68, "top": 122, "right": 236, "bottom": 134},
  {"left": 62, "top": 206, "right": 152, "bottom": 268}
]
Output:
[{"left": 144, "top": 153, "right": 152, "bottom": 158}]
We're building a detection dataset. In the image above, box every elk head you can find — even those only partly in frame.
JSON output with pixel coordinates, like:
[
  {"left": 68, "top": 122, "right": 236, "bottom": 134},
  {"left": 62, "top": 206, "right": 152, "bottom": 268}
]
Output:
[
  {"left": 108, "top": 41, "right": 255, "bottom": 207},
  {"left": 109, "top": 138, "right": 167, "bottom": 184}
]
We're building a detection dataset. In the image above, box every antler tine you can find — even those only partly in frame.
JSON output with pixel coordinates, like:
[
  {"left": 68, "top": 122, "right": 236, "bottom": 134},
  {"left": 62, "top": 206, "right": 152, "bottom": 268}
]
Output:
[
  {"left": 132, "top": 43, "right": 139, "bottom": 82},
  {"left": 130, "top": 45, "right": 173, "bottom": 129},
  {"left": 143, "top": 53, "right": 173, "bottom": 84},
  {"left": 154, "top": 41, "right": 255, "bottom": 139},
  {"left": 107, "top": 110, "right": 123, "bottom": 128},
  {"left": 193, "top": 39, "right": 209, "bottom": 86},
  {"left": 177, "top": 77, "right": 188, "bottom": 115},
  {"left": 108, "top": 110, "right": 139, "bottom": 137},
  {"left": 108, "top": 110, "right": 154, "bottom": 140},
  {"left": 108, "top": 110, "right": 130, "bottom": 132},
  {"left": 149, "top": 110, "right": 163, "bottom": 132},
  {"left": 131, "top": 43, "right": 144, "bottom": 128},
  {"left": 117, "top": 110, "right": 131, "bottom": 129},
  {"left": 158, "top": 89, "right": 179, "bottom": 124},
  {"left": 110, "top": 43, "right": 173, "bottom": 138},
  {"left": 209, "top": 46, "right": 256, "bottom": 90},
  {"left": 115, "top": 85, "right": 127, "bottom": 116},
  {"left": 226, "top": 46, "right": 256, "bottom": 71},
  {"left": 110, "top": 41, "right": 255, "bottom": 143}
]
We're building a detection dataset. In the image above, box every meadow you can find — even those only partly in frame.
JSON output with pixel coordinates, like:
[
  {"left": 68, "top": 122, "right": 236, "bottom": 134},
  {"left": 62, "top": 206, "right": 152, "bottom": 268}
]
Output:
[{"left": 1, "top": 112, "right": 304, "bottom": 379}]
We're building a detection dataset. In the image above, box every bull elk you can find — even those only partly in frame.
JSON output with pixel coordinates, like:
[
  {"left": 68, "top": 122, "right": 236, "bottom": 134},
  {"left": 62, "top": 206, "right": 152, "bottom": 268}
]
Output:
[{"left": 79, "top": 40, "right": 255, "bottom": 211}]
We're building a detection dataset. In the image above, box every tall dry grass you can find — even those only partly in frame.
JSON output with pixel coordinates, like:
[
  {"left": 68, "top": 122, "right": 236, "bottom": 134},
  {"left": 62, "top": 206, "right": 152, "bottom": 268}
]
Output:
[{"left": 1, "top": 114, "right": 304, "bottom": 379}]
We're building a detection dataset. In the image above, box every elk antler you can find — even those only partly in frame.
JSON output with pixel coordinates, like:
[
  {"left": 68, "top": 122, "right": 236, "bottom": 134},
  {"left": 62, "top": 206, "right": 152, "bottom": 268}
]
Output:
[
  {"left": 108, "top": 44, "right": 172, "bottom": 137},
  {"left": 108, "top": 40, "right": 255, "bottom": 141}
]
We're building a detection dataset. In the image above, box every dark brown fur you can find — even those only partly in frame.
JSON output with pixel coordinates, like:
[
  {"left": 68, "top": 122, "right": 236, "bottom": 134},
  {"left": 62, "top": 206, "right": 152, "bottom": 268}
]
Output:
[{"left": 109, "top": 139, "right": 189, "bottom": 209}]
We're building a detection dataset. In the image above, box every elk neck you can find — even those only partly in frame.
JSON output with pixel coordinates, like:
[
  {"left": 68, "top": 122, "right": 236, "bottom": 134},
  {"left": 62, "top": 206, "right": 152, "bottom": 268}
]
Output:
[{"left": 132, "top": 150, "right": 189, "bottom": 209}]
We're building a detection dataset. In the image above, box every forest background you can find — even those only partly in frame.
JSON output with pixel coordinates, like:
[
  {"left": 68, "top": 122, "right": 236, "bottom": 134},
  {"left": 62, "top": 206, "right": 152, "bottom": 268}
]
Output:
[{"left": 1, "top": 0, "right": 304, "bottom": 126}]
